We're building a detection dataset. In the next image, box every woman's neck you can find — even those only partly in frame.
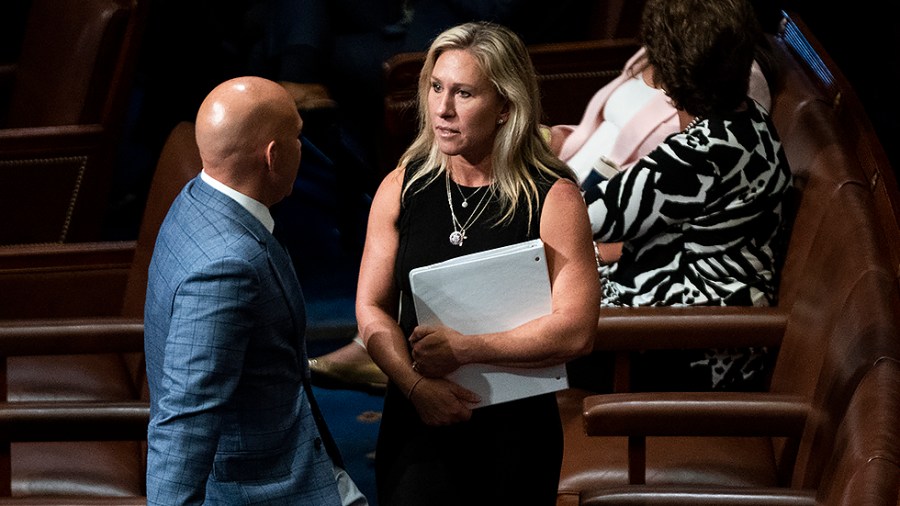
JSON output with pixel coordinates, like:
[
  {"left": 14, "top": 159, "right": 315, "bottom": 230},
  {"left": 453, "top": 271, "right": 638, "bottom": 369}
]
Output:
[
  {"left": 677, "top": 110, "right": 695, "bottom": 131},
  {"left": 449, "top": 161, "right": 492, "bottom": 187}
]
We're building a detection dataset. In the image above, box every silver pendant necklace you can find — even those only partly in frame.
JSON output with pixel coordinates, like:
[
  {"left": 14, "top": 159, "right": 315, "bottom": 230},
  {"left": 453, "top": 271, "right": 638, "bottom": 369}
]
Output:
[
  {"left": 454, "top": 179, "right": 483, "bottom": 208},
  {"left": 446, "top": 170, "right": 492, "bottom": 246}
]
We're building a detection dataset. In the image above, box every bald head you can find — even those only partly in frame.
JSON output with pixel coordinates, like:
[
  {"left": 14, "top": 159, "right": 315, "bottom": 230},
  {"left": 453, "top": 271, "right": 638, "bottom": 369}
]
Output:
[{"left": 195, "top": 76, "right": 302, "bottom": 205}]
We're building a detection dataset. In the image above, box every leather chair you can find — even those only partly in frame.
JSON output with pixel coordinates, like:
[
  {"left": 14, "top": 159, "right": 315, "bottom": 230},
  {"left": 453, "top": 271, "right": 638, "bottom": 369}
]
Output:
[
  {"left": 578, "top": 357, "right": 900, "bottom": 506},
  {"left": 0, "top": 121, "right": 201, "bottom": 499},
  {"left": 557, "top": 176, "right": 900, "bottom": 494},
  {"left": 0, "top": 0, "right": 148, "bottom": 245}
]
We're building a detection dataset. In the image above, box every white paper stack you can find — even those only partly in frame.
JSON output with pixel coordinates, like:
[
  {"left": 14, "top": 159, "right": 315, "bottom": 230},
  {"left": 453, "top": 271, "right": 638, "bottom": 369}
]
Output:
[{"left": 409, "top": 238, "right": 568, "bottom": 407}]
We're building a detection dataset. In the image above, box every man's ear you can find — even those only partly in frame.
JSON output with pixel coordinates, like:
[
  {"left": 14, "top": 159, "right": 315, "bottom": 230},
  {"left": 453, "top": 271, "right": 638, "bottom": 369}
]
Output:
[{"left": 265, "top": 140, "right": 277, "bottom": 172}]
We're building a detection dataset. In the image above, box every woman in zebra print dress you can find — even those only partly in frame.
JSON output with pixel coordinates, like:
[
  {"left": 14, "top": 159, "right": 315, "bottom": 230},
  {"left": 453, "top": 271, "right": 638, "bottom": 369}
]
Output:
[{"left": 583, "top": 0, "right": 793, "bottom": 390}]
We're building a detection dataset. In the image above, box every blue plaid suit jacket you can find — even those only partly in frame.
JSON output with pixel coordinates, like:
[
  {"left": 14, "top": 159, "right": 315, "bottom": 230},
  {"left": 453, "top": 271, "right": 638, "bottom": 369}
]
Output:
[{"left": 144, "top": 176, "right": 342, "bottom": 505}]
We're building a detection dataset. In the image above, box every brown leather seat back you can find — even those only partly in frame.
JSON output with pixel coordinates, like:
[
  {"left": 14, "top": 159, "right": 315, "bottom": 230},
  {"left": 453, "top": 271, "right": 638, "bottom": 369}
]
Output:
[
  {"left": 0, "top": 0, "right": 149, "bottom": 245},
  {"left": 767, "top": 27, "right": 867, "bottom": 309},
  {"left": 768, "top": 182, "right": 883, "bottom": 394},
  {"left": 121, "top": 122, "right": 202, "bottom": 319},
  {"left": 120, "top": 121, "right": 201, "bottom": 401},
  {"left": 788, "top": 269, "right": 900, "bottom": 488},
  {"left": 5, "top": 0, "right": 142, "bottom": 128},
  {"left": 815, "top": 358, "right": 900, "bottom": 505}
]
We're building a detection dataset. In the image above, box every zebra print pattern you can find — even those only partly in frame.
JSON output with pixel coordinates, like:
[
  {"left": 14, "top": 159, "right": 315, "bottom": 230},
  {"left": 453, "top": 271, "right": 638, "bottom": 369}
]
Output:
[
  {"left": 582, "top": 100, "right": 791, "bottom": 389},
  {"left": 584, "top": 99, "right": 792, "bottom": 308}
]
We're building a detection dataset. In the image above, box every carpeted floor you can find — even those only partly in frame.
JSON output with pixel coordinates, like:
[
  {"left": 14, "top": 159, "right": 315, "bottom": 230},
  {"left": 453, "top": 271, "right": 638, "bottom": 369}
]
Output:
[
  {"left": 310, "top": 338, "right": 382, "bottom": 505},
  {"left": 300, "top": 241, "right": 382, "bottom": 504},
  {"left": 315, "top": 382, "right": 382, "bottom": 505},
  {"left": 305, "top": 281, "right": 382, "bottom": 506}
]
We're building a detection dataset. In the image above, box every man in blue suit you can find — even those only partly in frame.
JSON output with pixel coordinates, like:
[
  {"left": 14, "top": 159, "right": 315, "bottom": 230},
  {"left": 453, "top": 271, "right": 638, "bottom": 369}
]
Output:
[{"left": 144, "top": 76, "right": 366, "bottom": 505}]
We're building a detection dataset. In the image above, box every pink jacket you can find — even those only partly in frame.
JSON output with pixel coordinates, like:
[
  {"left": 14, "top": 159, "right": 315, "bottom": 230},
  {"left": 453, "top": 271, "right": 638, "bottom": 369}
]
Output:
[{"left": 550, "top": 48, "right": 772, "bottom": 172}]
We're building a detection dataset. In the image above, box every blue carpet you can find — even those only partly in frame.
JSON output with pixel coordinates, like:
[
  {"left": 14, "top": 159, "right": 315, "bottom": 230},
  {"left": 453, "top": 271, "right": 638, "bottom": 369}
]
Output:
[
  {"left": 314, "top": 383, "right": 382, "bottom": 505},
  {"left": 310, "top": 340, "right": 383, "bottom": 506}
]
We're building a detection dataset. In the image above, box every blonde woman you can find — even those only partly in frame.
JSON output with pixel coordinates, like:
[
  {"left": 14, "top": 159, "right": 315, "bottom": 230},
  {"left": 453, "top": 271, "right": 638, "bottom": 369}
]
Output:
[{"left": 355, "top": 22, "right": 600, "bottom": 505}]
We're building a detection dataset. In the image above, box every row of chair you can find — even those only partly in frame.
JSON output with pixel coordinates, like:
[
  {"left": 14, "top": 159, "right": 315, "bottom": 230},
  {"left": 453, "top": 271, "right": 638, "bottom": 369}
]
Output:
[
  {"left": 0, "top": 0, "right": 644, "bottom": 248},
  {"left": 0, "top": 7, "right": 897, "bottom": 506},
  {"left": 0, "top": 0, "right": 159, "bottom": 500},
  {"left": 0, "top": 2, "right": 650, "bottom": 498},
  {"left": 556, "top": 11, "right": 900, "bottom": 505},
  {"left": 0, "top": 120, "right": 201, "bottom": 501}
]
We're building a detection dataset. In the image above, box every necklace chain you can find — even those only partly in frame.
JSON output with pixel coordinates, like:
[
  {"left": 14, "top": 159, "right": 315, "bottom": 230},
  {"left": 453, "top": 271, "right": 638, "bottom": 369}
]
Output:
[
  {"left": 446, "top": 170, "right": 492, "bottom": 246},
  {"left": 454, "top": 179, "right": 483, "bottom": 208}
]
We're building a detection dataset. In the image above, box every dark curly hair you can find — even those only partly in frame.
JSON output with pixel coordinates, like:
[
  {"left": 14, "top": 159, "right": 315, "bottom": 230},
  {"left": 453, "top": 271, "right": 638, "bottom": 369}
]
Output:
[{"left": 639, "top": 0, "right": 762, "bottom": 118}]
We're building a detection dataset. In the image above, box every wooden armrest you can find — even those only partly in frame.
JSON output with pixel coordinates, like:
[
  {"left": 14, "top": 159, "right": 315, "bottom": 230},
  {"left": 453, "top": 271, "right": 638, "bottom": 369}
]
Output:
[
  {"left": 0, "top": 401, "right": 148, "bottom": 442},
  {"left": 0, "top": 317, "right": 143, "bottom": 356},
  {"left": 0, "top": 241, "right": 135, "bottom": 269},
  {"left": 0, "top": 124, "right": 107, "bottom": 153},
  {"left": 580, "top": 486, "right": 815, "bottom": 506},
  {"left": 581, "top": 391, "right": 808, "bottom": 485},
  {"left": 0, "top": 242, "right": 134, "bottom": 319},
  {"left": 595, "top": 306, "right": 788, "bottom": 351},
  {"left": 583, "top": 391, "right": 808, "bottom": 437}
]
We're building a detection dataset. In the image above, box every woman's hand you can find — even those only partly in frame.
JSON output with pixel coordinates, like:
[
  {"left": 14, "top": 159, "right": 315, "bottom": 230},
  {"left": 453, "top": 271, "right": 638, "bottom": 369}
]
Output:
[
  {"left": 409, "top": 325, "right": 466, "bottom": 377},
  {"left": 408, "top": 376, "right": 480, "bottom": 426}
]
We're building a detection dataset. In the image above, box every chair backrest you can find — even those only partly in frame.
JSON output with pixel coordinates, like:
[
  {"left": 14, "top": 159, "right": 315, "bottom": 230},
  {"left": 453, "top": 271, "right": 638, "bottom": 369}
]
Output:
[
  {"left": 0, "top": 0, "right": 149, "bottom": 245},
  {"left": 816, "top": 358, "right": 900, "bottom": 505},
  {"left": 763, "top": 12, "right": 900, "bottom": 487},
  {"left": 781, "top": 257, "right": 900, "bottom": 483},
  {"left": 121, "top": 121, "right": 201, "bottom": 318},
  {"left": 0, "top": 125, "right": 113, "bottom": 245},
  {"left": 120, "top": 121, "right": 200, "bottom": 402},
  {"left": 5, "top": 0, "right": 146, "bottom": 129},
  {"left": 766, "top": 15, "right": 867, "bottom": 309}
]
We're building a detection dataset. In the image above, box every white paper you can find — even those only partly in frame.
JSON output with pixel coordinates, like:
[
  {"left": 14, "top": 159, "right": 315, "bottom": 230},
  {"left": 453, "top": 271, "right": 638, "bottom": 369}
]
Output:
[{"left": 409, "top": 239, "right": 568, "bottom": 407}]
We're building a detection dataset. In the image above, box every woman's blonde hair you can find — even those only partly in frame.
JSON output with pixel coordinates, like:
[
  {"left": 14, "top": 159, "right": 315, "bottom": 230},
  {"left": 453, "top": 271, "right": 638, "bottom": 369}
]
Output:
[{"left": 399, "top": 21, "right": 575, "bottom": 227}]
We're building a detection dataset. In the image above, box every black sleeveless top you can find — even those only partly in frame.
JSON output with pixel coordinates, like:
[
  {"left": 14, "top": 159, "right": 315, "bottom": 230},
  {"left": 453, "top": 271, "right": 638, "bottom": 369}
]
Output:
[
  {"left": 375, "top": 161, "right": 566, "bottom": 506},
  {"left": 395, "top": 162, "right": 552, "bottom": 337}
]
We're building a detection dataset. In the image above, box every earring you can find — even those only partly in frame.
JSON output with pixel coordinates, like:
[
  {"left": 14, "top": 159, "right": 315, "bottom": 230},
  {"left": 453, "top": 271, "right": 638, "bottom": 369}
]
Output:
[{"left": 497, "top": 118, "right": 505, "bottom": 125}]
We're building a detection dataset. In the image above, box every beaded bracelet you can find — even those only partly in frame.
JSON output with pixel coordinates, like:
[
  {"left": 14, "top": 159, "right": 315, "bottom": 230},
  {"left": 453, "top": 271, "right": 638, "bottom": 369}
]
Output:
[{"left": 593, "top": 241, "right": 605, "bottom": 267}]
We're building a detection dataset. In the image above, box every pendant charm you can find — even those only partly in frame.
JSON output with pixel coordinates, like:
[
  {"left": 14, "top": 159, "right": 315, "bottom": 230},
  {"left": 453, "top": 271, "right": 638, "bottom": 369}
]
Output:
[
  {"left": 449, "top": 230, "right": 464, "bottom": 246},
  {"left": 461, "top": 200, "right": 468, "bottom": 208}
]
